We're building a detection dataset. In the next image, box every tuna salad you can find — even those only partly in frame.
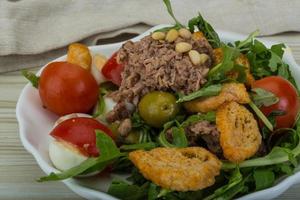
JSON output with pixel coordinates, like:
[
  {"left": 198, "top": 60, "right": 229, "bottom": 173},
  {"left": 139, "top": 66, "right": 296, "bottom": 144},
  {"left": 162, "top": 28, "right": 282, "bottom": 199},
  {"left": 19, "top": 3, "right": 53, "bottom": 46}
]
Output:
[{"left": 34, "top": 0, "right": 300, "bottom": 200}]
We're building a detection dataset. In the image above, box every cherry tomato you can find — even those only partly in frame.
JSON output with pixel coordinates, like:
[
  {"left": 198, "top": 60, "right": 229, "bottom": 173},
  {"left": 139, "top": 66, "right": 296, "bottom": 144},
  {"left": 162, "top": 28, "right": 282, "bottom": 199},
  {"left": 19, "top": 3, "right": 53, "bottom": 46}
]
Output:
[
  {"left": 50, "top": 117, "right": 114, "bottom": 157},
  {"left": 253, "top": 76, "right": 300, "bottom": 128},
  {"left": 39, "top": 62, "right": 98, "bottom": 116},
  {"left": 101, "top": 52, "right": 124, "bottom": 85}
]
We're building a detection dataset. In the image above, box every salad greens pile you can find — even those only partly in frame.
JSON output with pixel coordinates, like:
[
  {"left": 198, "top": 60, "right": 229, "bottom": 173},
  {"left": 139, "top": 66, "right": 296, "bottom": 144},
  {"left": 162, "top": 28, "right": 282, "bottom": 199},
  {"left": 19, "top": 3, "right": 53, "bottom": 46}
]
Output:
[{"left": 38, "top": 0, "right": 300, "bottom": 199}]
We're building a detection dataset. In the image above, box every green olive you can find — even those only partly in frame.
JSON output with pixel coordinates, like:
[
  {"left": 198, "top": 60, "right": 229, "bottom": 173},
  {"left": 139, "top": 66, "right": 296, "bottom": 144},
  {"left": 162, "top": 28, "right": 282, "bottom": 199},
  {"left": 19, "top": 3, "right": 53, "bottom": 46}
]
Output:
[{"left": 138, "top": 91, "right": 179, "bottom": 127}]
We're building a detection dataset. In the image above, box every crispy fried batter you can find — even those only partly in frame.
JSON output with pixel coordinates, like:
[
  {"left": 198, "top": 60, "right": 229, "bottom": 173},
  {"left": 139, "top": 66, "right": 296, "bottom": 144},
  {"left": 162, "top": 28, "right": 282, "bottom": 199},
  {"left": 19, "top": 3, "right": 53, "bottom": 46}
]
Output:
[
  {"left": 184, "top": 83, "right": 250, "bottom": 113},
  {"left": 129, "top": 147, "right": 221, "bottom": 191},
  {"left": 213, "top": 48, "right": 255, "bottom": 86},
  {"left": 216, "top": 101, "right": 262, "bottom": 163},
  {"left": 213, "top": 48, "right": 223, "bottom": 65},
  {"left": 235, "top": 54, "right": 256, "bottom": 86},
  {"left": 67, "top": 43, "right": 92, "bottom": 70}
]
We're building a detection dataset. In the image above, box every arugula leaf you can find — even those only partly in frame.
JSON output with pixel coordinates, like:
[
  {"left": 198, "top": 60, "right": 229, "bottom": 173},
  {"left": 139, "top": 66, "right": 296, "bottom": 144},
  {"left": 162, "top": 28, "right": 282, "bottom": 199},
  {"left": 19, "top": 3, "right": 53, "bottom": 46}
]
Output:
[
  {"left": 251, "top": 88, "right": 279, "bottom": 107},
  {"left": 188, "top": 13, "right": 221, "bottom": 48},
  {"left": 208, "top": 45, "right": 240, "bottom": 82},
  {"left": 22, "top": 70, "right": 39, "bottom": 88},
  {"left": 253, "top": 169, "right": 275, "bottom": 190},
  {"left": 204, "top": 168, "right": 243, "bottom": 200},
  {"left": 158, "top": 120, "right": 188, "bottom": 148},
  {"left": 176, "top": 84, "right": 222, "bottom": 103},
  {"left": 155, "top": 0, "right": 184, "bottom": 32},
  {"left": 120, "top": 142, "right": 157, "bottom": 151},
  {"left": 38, "top": 131, "right": 121, "bottom": 181},
  {"left": 171, "top": 121, "right": 188, "bottom": 147},
  {"left": 248, "top": 101, "right": 274, "bottom": 131},
  {"left": 93, "top": 90, "right": 106, "bottom": 118},
  {"left": 235, "top": 30, "right": 259, "bottom": 51},
  {"left": 248, "top": 40, "right": 299, "bottom": 91},
  {"left": 181, "top": 111, "right": 216, "bottom": 127},
  {"left": 163, "top": 0, "right": 184, "bottom": 28},
  {"left": 108, "top": 180, "right": 149, "bottom": 200},
  {"left": 148, "top": 183, "right": 159, "bottom": 200}
]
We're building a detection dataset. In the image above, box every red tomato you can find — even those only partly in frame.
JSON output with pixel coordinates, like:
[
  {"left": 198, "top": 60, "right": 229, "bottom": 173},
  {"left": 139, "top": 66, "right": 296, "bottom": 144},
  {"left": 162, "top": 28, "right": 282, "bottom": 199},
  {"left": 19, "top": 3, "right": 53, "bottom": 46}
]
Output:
[
  {"left": 50, "top": 117, "right": 114, "bottom": 157},
  {"left": 101, "top": 52, "right": 124, "bottom": 86},
  {"left": 252, "top": 76, "right": 300, "bottom": 128},
  {"left": 39, "top": 62, "right": 98, "bottom": 116}
]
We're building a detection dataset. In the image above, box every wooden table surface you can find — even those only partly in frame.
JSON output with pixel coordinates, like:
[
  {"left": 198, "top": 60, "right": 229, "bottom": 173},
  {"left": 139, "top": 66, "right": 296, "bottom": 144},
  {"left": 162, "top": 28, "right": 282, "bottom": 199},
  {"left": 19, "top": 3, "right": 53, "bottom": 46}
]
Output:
[{"left": 1, "top": 33, "right": 300, "bottom": 200}]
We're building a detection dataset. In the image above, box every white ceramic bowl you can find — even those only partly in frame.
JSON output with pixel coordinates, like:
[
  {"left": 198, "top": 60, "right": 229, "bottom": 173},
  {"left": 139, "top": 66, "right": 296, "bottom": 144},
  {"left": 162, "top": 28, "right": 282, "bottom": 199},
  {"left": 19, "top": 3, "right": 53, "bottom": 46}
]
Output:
[{"left": 16, "top": 25, "right": 300, "bottom": 200}]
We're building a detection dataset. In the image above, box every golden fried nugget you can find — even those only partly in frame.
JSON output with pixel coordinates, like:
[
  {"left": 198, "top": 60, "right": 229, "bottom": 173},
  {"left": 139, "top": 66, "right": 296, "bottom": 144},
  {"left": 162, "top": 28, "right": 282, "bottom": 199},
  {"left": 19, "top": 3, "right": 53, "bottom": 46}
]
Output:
[
  {"left": 213, "top": 48, "right": 223, "bottom": 65},
  {"left": 192, "top": 31, "right": 206, "bottom": 41},
  {"left": 67, "top": 43, "right": 92, "bottom": 70},
  {"left": 129, "top": 147, "right": 221, "bottom": 191},
  {"left": 213, "top": 48, "right": 255, "bottom": 86},
  {"left": 216, "top": 101, "right": 262, "bottom": 163},
  {"left": 184, "top": 83, "right": 250, "bottom": 113},
  {"left": 235, "top": 54, "right": 256, "bottom": 87}
]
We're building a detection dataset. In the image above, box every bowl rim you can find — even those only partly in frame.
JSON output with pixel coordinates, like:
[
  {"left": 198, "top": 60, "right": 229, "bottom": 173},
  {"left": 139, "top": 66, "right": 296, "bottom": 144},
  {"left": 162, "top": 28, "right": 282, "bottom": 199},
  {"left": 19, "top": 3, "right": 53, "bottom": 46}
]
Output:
[{"left": 16, "top": 24, "right": 300, "bottom": 200}]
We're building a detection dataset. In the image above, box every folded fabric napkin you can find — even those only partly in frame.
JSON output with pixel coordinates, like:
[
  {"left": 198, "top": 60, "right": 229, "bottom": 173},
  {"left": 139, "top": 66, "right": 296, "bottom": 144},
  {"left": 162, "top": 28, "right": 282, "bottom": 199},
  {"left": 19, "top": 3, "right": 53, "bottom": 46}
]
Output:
[{"left": 1, "top": 0, "right": 300, "bottom": 72}]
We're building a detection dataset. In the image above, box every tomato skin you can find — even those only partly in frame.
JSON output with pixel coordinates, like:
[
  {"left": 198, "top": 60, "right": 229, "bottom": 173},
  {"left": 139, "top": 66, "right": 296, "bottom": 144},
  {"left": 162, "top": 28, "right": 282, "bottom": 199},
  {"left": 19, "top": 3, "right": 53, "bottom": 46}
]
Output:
[
  {"left": 101, "top": 52, "right": 124, "bottom": 86},
  {"left": 39, "top": 62, "right": 98, "bottom": 116},
  {"left": 252, "top": 76, "right": 300, "bottom": 128},
  {"left": 50, "top": 117, "right": 114, "bottom": 157}
]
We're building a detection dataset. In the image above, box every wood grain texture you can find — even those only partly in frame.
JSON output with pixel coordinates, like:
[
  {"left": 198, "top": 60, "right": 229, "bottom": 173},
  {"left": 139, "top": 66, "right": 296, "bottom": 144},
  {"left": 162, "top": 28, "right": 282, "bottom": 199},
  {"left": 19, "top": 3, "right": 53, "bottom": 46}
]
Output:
[{"left": 2, "top": 33, "right": 300, "bottom": 200}]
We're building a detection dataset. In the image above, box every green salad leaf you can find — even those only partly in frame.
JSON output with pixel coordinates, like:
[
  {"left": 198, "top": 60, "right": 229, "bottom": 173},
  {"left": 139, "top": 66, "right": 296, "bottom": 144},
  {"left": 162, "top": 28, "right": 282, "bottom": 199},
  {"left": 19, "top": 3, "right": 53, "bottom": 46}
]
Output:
[
  {"left": 22, "top": 70, "right": 39, "bottom": 88},
  {"left": 176, "top": 84, "right": 222, "bottom": 103},
  {"left": 204, "top": 168, "right": 245, "bottom": 200},
  {"left": 235, "top": 30, "right": 259, "bottom": 52},
  {"left": 188, "top": 13, "right": 221, "bottom": 48},
  {"left": 253, "top": 169, "right": 275, "bottom": 190},
  {"left": 248, "top": 101, "right": 274, "bottom": 131},
  {"left": 181, "top": 111, "right": 216, "bottom": 127},
  {"left": 38, "top": 131, "right": 122, "bottom": 182},
  {"left": 155, "top": 0, "right": 184, "bottom": 32},
  {"left": 208, "top": 45, "right": 241, "bottom": 82},
  {"left": 251, "top": 88, "right": 279, "bottom": 107},
  {"left": 120, "top": 142, "right": 157, "bottom": 151},
  {"left": 108, "top": 180, "right": 149, "bottom": 200},
  {"left": 248, "top": 41, "right": 299, "bottom": 90},
  {"left": 158, "top": 120, "right": 188, "bottom": 148}
]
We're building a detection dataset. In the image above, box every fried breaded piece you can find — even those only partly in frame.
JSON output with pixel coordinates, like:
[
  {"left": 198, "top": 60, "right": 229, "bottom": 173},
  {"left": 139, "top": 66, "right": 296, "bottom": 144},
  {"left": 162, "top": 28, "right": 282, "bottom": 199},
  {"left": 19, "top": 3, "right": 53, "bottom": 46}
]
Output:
[
  {"left": 184, "top": 83, "right": 250, "bottom": 113},
  {"left": 213, "top": 48, "right": 223, "bottom": 65},
  {"left": 235, "top": 54, "right": 256, "bottom": 86},
  {"left": 213, "top": 48, "right": 255, "bottom": 86},
  {"left": 129, "top": 147, "right": 221, "bottom": 191},
  {"left": 216, "top": 102, "right": 262, "bottom": 163},
  {"left": 67, "top": 43, "right": 92, "bottom": 70}
]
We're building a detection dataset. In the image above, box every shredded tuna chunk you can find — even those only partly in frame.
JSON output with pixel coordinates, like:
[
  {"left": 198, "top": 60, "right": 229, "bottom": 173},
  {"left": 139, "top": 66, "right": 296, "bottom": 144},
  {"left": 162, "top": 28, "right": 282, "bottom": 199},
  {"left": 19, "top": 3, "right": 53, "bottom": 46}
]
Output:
[
  {"left": 107, "top": 35, "right": 214, "bottom": 122},
  {"left": 185, "top": 121, "right": 221, "bottom": 154}
]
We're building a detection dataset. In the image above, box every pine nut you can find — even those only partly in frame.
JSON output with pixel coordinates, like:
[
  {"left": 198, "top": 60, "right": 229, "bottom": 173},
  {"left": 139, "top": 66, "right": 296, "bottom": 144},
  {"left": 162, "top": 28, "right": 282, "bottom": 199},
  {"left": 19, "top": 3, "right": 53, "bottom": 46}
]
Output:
[
  {"left": 199, "top": 53, "right": 210, "bottom": 64},
  {"left": 188, "top": 50, "right": 201, "bottom": 65},
  {"left": 166, "top": 29, "right": 179, "bottom": 42},
  {"left": 175, "top": 42, "right": 193, "bottom": 53},
  {"left": 179, "top": 28, "right": 192, "bottom": 39},
  {"left": 152, "top": 32, "right": 166, "bottom": 40}
]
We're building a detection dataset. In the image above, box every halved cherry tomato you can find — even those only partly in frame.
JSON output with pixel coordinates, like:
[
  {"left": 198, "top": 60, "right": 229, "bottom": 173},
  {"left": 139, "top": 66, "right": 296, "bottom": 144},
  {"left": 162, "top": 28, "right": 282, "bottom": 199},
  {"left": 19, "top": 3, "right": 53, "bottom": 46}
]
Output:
[
  {"left": 253, "top": 76, "right": 300, "bottom": 129},
  {"left": 50, "top": 117, "right": 114, "bottom": 157},
  {"left": 101, "top": 52, "right": 124, "bottom": 86},
  {"left": 39, "top": 62, "right": 98, "bottom": 116}
]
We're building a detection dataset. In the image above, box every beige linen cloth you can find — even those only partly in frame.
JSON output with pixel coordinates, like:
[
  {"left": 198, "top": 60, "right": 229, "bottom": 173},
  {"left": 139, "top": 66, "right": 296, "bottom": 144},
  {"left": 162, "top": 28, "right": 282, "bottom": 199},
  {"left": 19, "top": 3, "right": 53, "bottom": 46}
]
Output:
[{"left": 1, "top": 0, "right": 300, "bottom": 72}]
